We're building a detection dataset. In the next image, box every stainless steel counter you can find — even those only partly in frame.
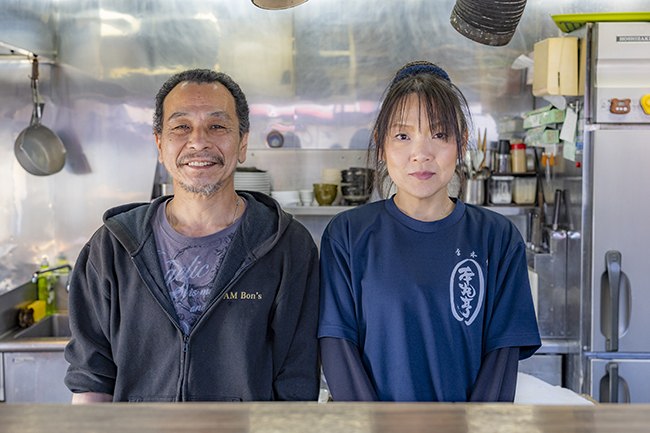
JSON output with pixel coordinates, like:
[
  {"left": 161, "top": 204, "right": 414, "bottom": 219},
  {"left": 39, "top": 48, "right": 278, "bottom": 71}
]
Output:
[
  {"left": 1, "top": 402, "right": 649, "bottom": 433},
  {"left": 0, "top": 337, "right": 67, "bottom": 352}
]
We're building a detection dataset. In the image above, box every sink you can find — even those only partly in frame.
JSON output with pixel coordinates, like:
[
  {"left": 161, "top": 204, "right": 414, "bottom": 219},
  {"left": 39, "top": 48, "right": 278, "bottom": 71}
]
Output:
[{"left": 13, "top": 314, "right": 71, "bottom": 339}]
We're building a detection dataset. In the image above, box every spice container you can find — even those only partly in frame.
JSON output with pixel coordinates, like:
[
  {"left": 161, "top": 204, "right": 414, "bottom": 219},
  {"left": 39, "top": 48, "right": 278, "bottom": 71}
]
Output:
[
  {"left": 489, "top": 175, "right": 514, "bottom": 204},
  {"left": 513, "top": 176, "right": 537, "bottom": 204},
  {"left": 495, "top": 139, "right": 511, "bottom": 173},
  {"left": 510, "top": 142, "right": 527, "bottom": 173}
]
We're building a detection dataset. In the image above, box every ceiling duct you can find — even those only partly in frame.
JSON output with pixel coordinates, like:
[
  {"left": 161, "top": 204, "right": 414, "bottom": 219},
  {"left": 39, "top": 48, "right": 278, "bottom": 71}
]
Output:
[
  {"left": 251, "top": 0, "right": 309, "bottom": 10},
  {"left": 450, "top": 0, "right": 527, "bottom": 46}
]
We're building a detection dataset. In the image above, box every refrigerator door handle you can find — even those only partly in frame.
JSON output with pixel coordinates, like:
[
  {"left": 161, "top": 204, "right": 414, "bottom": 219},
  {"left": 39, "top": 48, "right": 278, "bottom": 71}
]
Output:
[
  {"left": 599, "top": 362, "right": 631, "bottom": 403},
  {"left": 602, "top": 250, "right": 622, "bottom": 352},
  {"left": 607, "top": 362, "right": 619, "bottom": 403}
]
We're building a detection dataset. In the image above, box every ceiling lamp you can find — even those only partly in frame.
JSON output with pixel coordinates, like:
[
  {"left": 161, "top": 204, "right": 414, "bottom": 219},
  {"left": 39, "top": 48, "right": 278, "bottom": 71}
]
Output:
[
  {"left": 450, "top": 0, "right": 528, "bottom": 46},
  {"left": 251, "top": 0, "right": 309, "bottom": 10}
]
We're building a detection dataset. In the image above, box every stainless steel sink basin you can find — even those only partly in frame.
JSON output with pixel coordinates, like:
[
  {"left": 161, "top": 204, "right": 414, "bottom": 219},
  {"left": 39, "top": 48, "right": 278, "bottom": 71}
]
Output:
[{"left": 13, "top": 314, "right": 71, "bottom": 339}]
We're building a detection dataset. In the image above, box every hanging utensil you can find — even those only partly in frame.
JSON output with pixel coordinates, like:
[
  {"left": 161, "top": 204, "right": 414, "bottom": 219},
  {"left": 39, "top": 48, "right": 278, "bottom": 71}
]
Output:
[{"left": 14, "top": 57, "right": 66, "bottom": 176}]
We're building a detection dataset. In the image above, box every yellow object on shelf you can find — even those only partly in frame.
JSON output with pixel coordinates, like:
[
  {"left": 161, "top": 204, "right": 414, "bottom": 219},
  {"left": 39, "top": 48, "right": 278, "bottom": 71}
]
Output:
[
  {"left": 27, "top": 300, "right": 47, "bottom": 323},
  {"left": 552, "top": 12, "right": 650, "bottom": 33}
]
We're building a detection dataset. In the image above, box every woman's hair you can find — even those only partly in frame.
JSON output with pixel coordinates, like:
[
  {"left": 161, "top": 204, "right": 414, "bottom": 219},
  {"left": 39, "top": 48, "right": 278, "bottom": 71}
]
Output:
[
  {"left": 153, "top": 68, "right": 250, "bottom": 138},
  {"left": 369, "top": 60, "right": 471, "bottom": 197}
]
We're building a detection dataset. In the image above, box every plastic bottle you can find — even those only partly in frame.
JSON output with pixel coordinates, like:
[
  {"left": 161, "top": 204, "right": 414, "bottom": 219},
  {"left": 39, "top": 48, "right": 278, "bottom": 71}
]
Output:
[
  {"left": 54, "top": 252, "right": 70, "bottom": 303},
  {"left": 37, "top": 256, "right": 55, "bottom": 316},
  {"left": 510, "top": 142, "right": 527, "bottom": 173}
]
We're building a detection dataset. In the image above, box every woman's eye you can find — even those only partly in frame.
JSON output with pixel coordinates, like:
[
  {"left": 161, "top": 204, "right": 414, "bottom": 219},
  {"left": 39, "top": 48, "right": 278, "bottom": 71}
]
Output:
[
  {"left": 433, "top": 132, "right": 449, "bottom": 140},
  {"left": 394, "top": 133, "right": 409, "bottom": 140}
]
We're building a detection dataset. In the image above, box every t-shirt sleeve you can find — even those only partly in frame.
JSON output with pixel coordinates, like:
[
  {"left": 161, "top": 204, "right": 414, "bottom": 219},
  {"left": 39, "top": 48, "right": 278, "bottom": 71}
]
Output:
[
  {"left": 320, "top": 337, "right": 378, "bottom": 401},
  {"left": 469, "top": 347, "right": 519, "bottom": 402},
  {"left": 485, "top": 235, "right": 541, "bottom": 360},
  {"left": 317, "top": 221, "right": 359, "bottom": 345}
]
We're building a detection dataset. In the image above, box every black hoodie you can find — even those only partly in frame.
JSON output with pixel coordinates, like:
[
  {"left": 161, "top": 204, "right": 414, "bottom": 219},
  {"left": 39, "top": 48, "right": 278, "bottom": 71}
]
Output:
[{"left": 64, "top": 191, "right": 320, "bottom": 401}]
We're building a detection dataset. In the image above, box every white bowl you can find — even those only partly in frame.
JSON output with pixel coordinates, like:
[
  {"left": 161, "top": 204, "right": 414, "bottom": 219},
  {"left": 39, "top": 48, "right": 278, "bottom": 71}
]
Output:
[{"left": 271, "top": 190, "right": 300, "bottom": 207}]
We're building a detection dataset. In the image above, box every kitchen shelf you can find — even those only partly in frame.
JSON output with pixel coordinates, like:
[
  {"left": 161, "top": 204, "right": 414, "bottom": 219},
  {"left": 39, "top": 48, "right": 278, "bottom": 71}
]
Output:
[
  {"left": 481, "top": 205, "right": 535, "bottom": 216},
  {"left": 284, "top": 205, "right": 354, "bottom": 216},
  {"left": 285, "top": 204, "right": 533, "bottom": 217}
]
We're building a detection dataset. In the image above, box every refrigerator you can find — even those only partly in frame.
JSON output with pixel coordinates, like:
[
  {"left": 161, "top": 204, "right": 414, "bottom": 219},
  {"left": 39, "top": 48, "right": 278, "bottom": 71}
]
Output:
[{"left": 580, "top": 21, "right": 650, "bottom": 403}]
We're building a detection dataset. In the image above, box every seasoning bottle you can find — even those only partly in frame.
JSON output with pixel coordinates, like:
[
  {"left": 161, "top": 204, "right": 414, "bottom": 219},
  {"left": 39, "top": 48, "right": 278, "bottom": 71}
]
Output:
[
  {"left": 485, "top": 141, "right": 498, "bottom": 171},
  {"left": 496, "top": 139, "right": 511, "bottom": 173},
  {"left": 37, "top": 256, "right": 55, "bottom": 316},
  {"left": 510, "top": 142, "right": 527, "bottom": 173}
]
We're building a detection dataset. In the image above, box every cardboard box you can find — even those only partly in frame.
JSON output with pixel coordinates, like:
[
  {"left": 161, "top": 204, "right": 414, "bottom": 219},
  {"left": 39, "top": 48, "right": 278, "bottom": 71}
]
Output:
[
  {"left": 532, "top": 37, "right": 580, "bottom": 96},
  {"left": 523, "top": 105, "right": 566, "bottom": 129}
]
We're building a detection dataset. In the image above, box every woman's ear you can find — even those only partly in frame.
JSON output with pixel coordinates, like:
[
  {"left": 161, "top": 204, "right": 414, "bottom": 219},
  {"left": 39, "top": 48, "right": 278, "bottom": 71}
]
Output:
[
  {"left": 374, "top": 131, "right": 385, "bottom": 163},
  {"left": 460, "top": 130, "right": 468, "bottom": 159}
]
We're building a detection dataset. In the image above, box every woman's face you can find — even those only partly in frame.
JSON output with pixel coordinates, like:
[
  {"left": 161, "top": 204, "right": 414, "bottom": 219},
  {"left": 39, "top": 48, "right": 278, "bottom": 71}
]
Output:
[{"left": 382, "top": 93, "right": 459, "bottom": 208}]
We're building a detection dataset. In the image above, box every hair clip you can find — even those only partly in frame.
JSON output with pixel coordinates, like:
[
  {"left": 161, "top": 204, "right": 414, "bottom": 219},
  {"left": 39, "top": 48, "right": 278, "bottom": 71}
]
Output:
[{"left": 393, "top": 62, "right": 451, "bottom": 84}]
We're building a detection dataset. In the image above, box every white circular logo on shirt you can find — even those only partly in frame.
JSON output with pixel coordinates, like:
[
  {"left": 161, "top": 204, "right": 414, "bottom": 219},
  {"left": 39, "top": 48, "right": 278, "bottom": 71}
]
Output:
[{"left": 449, "top": 258, "right": 485, "bottom": 326}]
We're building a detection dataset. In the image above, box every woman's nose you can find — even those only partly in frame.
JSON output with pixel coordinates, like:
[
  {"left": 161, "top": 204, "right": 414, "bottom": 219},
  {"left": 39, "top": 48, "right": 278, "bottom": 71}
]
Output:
[{"left": 411, "top": 138, "right": 433, "bottom": 162}]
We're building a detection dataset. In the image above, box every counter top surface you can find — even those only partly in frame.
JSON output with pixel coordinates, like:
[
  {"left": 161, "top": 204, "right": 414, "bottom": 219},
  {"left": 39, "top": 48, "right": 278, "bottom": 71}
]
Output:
[{"left": 1, "top": 402, "right": 649, "bottom": 433}]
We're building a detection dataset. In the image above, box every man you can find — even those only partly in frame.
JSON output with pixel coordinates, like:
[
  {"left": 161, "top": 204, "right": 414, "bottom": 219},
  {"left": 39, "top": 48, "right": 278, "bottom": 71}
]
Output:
[{"left": 64, "top": 69, "right": 320, "bottom": 402}]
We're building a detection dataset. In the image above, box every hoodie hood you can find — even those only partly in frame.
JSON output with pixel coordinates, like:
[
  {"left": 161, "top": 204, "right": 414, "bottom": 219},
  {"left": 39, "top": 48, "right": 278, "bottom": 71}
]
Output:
[{"left": 102, "top": 190, "right": 293, "bottom": 260}]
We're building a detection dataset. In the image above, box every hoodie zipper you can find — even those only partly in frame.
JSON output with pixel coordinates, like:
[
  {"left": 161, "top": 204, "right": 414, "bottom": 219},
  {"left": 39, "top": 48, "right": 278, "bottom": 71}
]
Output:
[
  {"left": 178, "top": 334, "right": 190, "bottom": 401},
  {"left": 130, "top": 255, "right": 189, "bottom": 401},
  {"left": 178, "top": 258, "right": 257, "bottom": 400}
]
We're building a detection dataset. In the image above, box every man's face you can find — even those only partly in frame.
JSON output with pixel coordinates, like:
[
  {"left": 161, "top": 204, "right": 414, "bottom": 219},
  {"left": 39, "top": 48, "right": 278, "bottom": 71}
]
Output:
[{"left": 155, "top": 81, "right": 248, "bottom": 197}]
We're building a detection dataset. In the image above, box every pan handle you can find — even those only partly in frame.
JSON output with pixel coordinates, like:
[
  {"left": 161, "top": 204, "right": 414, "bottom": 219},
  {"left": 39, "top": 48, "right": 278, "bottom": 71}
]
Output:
[
  {"left": 31, "top": 56, "right": 39, "bottom": 80},
  {"left": 30, "top": 57, "right": 43, "bottom": 125}
]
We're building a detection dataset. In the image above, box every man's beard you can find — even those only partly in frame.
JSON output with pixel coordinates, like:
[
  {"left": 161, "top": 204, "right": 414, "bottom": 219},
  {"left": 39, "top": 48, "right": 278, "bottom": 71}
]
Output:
[
  {"left": 176, "top": 179, "right": 223, "bottom": 197},
  {"left": 174, "top": 151, "right": 226, "bottom": 197}
]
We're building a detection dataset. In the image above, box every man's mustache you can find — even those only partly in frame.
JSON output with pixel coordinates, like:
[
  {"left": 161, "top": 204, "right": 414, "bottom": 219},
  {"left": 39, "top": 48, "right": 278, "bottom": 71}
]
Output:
[{"left": 177, "top": 152, "right": 225, "bottom": 167}]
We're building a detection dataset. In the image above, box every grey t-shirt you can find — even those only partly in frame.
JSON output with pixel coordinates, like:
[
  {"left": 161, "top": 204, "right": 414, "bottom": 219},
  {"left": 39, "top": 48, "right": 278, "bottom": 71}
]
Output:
[{"left": 153, "top": 200, "right": 243, "bottom": 334}]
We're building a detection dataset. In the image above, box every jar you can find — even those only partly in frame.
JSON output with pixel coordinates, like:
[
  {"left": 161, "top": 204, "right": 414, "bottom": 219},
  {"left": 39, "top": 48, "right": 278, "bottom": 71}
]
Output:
[
  {"left": 513, "top": 177, "right": 537, "bottom": 204},
  {"left": 510, "top": 142, "right": 527, "bottom": 173},
  {"left": 489, "top": 175, "right": 514, "bottom": 204}
]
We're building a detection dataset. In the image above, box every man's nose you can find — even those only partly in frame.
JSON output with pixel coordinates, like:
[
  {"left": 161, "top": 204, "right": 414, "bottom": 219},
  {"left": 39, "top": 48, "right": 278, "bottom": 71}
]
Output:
[{"left": 188, "top": 127, "right": 210, "bottom": 149}]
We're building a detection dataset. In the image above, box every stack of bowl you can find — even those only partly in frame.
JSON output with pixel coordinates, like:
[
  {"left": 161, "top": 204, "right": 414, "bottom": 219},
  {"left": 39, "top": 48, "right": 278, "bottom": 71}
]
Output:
[
  {"left": 340, "top": 167, "right": 374, "bottom": 205},
  {"left": 234, "top": 167, "right": 271, "bottom": 195}
]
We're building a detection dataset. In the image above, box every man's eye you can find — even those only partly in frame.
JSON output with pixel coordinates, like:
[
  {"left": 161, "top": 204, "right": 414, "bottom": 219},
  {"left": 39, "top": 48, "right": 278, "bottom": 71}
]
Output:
[
  {"left": 171, "top": 124, "right": 190, "bottom": 131},
  {"left": 210, "top": 124, "right": 226, "bottom": 130}
]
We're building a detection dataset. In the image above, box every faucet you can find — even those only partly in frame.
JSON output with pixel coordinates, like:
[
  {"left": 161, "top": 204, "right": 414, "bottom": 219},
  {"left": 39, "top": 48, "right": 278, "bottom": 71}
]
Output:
[{"left": 31, "top": 264, "right": 73, "bottom": 291}]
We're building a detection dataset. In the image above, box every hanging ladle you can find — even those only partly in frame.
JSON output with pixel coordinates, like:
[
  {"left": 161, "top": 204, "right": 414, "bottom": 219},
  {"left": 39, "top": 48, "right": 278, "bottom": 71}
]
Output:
[{"left": 14, "top": 57, "right": 66, "bottom": 176}]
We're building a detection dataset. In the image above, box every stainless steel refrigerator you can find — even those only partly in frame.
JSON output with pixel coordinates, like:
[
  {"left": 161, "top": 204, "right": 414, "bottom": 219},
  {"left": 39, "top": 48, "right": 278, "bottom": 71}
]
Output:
[{"left": 580, "top": 21, "right": 650, "bottom": 403}]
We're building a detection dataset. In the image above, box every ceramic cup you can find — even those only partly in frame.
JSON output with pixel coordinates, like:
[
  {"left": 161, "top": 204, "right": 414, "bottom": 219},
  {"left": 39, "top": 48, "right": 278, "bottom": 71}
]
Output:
[
  {"left": 313, "top": 183, "right": 338, "bottom": 206},
  {"left": 299, "top": 189, "right": 314, "bottom": 206}
]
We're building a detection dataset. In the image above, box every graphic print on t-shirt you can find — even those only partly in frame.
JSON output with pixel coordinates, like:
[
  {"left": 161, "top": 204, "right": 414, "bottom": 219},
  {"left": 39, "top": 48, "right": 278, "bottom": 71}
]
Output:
[
  {"left": 449, "top": 251, "right": 485, "bottom": 326},
  {"left": 152, "top": 200, "right": 242, "bottom": 334},
  {"left": 160, "top": 237, "right": 234, "bottom": 334}
]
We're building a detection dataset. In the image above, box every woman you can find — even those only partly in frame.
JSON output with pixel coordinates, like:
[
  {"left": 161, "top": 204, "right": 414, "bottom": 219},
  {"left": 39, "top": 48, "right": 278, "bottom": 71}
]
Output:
[{"left": 318, "top": 61, "right": 541, "bottom": 402}]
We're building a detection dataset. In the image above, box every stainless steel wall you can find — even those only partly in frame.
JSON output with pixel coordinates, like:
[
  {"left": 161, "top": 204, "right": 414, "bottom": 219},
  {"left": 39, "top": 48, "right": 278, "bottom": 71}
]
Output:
[{"left": 0, "top": 0, "right": 645, "bottom": 291}]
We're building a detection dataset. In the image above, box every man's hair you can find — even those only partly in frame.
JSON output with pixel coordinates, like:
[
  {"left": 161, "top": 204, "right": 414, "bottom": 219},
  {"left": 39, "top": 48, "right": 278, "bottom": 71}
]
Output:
[{"left": 152, "top": 68, "right": 250, "bottom": 138}]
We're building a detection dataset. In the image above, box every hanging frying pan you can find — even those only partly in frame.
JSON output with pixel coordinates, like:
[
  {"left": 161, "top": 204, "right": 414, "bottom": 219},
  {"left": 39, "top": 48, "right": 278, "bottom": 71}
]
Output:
[{"left": 14, "top": 57, "right": 66, "bottom": 176}]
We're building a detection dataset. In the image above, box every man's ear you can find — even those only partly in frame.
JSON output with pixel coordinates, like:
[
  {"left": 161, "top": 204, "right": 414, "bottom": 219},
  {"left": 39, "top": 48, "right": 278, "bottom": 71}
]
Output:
[
  {"left": 237, "top": 132, "right": 249, "bottom": 164},
  {"left": 154, "top": 133, "right": 163, "bottom": 163}
]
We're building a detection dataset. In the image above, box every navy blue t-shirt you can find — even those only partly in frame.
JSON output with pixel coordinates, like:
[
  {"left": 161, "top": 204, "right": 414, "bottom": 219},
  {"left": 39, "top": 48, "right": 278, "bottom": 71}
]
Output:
[{"left": 318, "top": 197, "right": 541, "bottom": 402}]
